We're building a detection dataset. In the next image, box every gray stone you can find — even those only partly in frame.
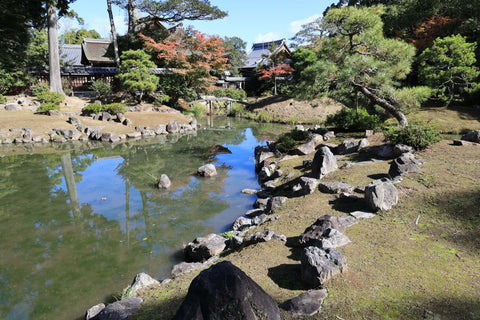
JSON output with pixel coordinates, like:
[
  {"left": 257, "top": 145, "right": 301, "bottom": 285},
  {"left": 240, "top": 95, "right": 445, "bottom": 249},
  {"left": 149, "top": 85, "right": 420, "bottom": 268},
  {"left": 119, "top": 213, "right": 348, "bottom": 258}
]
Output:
[
  {"left": 301, "top": 246, "right": 347, "bottom": 287},
  {"left": 393, "top": 144, "right": 414, "bottom": 157},
  {"left": 319, "top": 228, "right": 351, "bottom": 249},
  {"left": 323, "top": 131, "right": 335, "bottom": 140},
  {"left": 354, "top": 185, "right": 367, "bottom": 193},
  {"left": 295, "top": 140, "right": 316, "bottom": 155},
  {"left": 229, "top": 235, "right": 244, "bottom": 250},
  {"left": 68, "top": 116, "right": 81, "bottom": 125},
  {"left": 244, "top": 230, "right": 286, "bottom": 245},
  {"left": 461, "top": 130, "right": 480, "bottom": 143},
  {"left": 2, "top": 138, "right": 12, "bottom": 144},
  {"left": 241, "top": 188, "right": 257, "bottom": 195},
  {"left": 254, "top": 145, "right": 271, "bottom": 159},
  {"left": 253, "top": 197, "right": 270, "bottom": 210},
  {"left": 141, "top": 129, "right": 155, "bottom": 136},
  {"left": 197, "top": 164, "right": 217, "bottom": 177},
  {"left": 319, "top": 181, "right": 354, "bottom": 194},
  {"left": 310, "top": 134, "right": 324, "bottom": 147},
  {"left": 117, "top": 113, "right": 126, "bottom": 123},
  {"left": 5, "top": 103, "right": 20, "bottom": 111},
  {"left": 367, "top": 144, "right": 395, "bottom": 159},
  {"left": 100, "top": 132, "right": 120, "bottom": 143},
  {"left": 101, "top": 112, "right": 112, "bottom": 122},
  {"left": 157, "top": 174, "right": 171, "bottom": 189},
  {"left": 127, "top": 131, "right": 141, "bottom": 139},
  {"left": 89, "top": 298, "right": 142, "bottom": 320},
  {"left": 453, "top": 139, "right": 479, "bottom": 146},
  {"left": 122, "top": 273, "right": 160, "bottom": 298},
  {"left": 56, "top": 128, "right": 81, "bottom": 140},
  {"left": 298, "top": 215, "right": 346, "bottom": 246},
  {"left": 337, "top": 139, "right": 361, "bottom": 155},
  {"left": 123, "top": 118, "right": 132, "bottom": 126},
  {"left": 365, "top": 130, "right": 374, "bottom": 137},
  {"left": 154, "top": 124, "right": 166, "bottom": 135},
  {"left": 365, "top": 178, "right": 398, "bottom": 212},
  {"left": 245, "top": 209, "right": 264, "bottom": 218},
  {"left": 284, "top": 289, "right": 328, "bottom": 316},
  {"left": 48, "top": 109, "right": 61, "bottom": 116},
  {"left": 172, "top": 261, "right": 281, "bottom": 320},
  {"left": 190, "top": 117, "right": 198, "bottom": 129},
  {"left": 258, "top": 151, "right": 275, "bottom": 164},
  {"left": 358, "top": 138, "right": 369, "bottom": 150},
  {"left": 259, "top": 163, "right": 276, "bottom": 181},
  {"left": 232, "top": 216, "right": 253, "bottom": 231},
  {"left": 252, "top": 214, "right": 268, "bottom": 226},
  {"left": 311, "top": 147, "right": 337, "bottom": 179},
  {"left": 184, "top": 233, "right": 226, "bottom": 262},
  {"left": 269, "top": 196, "right": 287, "bottom": 212},
  {"left": 86, "top": 303, "right": 105, "bottom": 320},
  {"left": 293, "top": 176, "right": 319, "bottom": 195},
  {"left": 171, "top": 262, "right": 205, "bottom": 278},
  {"left": 295, "top": 124, "right": 305, "bottom": 131},
  {"left": 388, "top": 153, "right": 421, "bottom": 178},
  {"left": 349, "top": 211, "right": 376, "bottom": 219},
  {"left": 166, "top": 120, "right": 179, "bottom": 133}
]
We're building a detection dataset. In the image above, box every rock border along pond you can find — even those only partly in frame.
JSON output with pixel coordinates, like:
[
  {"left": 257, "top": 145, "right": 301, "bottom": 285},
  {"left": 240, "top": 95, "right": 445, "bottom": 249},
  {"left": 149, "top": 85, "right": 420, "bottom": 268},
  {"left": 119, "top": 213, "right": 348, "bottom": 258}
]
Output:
[{"left": 84, "top": 124, "right": 433, "bottom": 319}]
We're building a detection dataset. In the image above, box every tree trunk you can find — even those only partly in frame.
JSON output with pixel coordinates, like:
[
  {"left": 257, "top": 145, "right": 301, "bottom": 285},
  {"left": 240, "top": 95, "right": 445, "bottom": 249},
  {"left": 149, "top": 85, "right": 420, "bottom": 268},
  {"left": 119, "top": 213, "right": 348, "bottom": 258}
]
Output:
[
  {"left": 107, "top": 0, "right": 121, "bottom": 67},
  {"left": 357, "top": 85, "right": 409, "bottom": 127},
  {"left": 47, "top": 3, "right": 64, "bottom": 95},
  {"left": 127, "top": 0, "right": 136, "bottom": 34}
]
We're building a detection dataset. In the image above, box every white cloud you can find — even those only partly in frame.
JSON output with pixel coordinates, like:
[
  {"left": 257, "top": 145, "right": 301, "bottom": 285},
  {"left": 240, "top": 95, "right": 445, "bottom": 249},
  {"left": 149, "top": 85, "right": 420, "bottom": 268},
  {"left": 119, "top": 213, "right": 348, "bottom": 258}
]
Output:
[
  {"left": 289, "top": 14, "right": 322, "bottom": 34},
  {"left": 254, "top": 32, "right": 282, "bottom": 44}
]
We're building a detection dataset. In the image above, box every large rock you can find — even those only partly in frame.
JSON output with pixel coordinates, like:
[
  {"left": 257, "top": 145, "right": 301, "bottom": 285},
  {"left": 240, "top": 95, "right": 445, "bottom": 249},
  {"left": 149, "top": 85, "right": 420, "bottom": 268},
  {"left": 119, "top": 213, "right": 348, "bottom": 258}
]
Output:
[
  {"left": 388, "top": 153, "right": 422, "bottom": 178},
  {"left": 295, "top": 140, "right": 316, "bottom": 155},
  {"left": 197, "top": 164, "right": 217, "bottom": 177},
  {"left": 100, "top": 132, "right": 120, "bottom": 143},
  {"left": 311, "top": 147, "right": 337, "bottom": 179},
  {"left": 167, "top": 120, "right": 180, "bottom": 133},
  {"left": 157, "top": 174, "right": 171, "bottom": 189},
  {"left": 365, "top": 178, "right": 398, "bottom": 212},
  {"left": 269, "top": 196, "right": 288, "bottom": 212},
  {"left": 232, "top": 216, "right": 253, "bottom": 231},
  {"left": 89, "top": 298, "right": 143, "bottom": 320},
  {"left": 172, "top": 262, "right": 206, "bottom": 278},
  {"left": 283, "top": 289, "right": 328, "bottom": 316},
  {"left": 393, "top": 144, "right": 414, "bottom": 157},
  {"left": 86, "top": 303, "right": 106, "bottom": 320},
  {"left": 292, "top": 176, "right": 319, "bottom": 195},
  {"left": 5, "top": 103, "right": 20, "bottom": 111},
  {"left": 337, "top": 139, "right": 361, "bottom": 155},
  {"left": 301, "top": 246, "right": 347, "bottom": 287},
  {"left": 184, "top": 233, "right": 226, "bottom": 262},
  {"left": 122, "top": 273, "right": 160, "bottom": 298},
  {"left": 173, "top": 261, "right": 281, "bottom": 320},
  {"left": 367, "top": 144, "right": 395, "bottom": 159},
  {"left": 259, "top": 163, "right": 276, "bottom": 181},
  {"left": 244, "top": 230, "right": 286, "bottom": 245},
  {"left": 55, "top": 128, "right": 81, "bottom": 140},
  {"left": 258, "top": 151, "right": 275, "bottom": 164},
  {"left": 461, "top": 130, "right": 480, "bottom": 143},
  {"left": 298, "top": 215, "right": 347, "bottom": 247},
  {"left": 319, "top": 181, "right": 354, "bottom": 194}
]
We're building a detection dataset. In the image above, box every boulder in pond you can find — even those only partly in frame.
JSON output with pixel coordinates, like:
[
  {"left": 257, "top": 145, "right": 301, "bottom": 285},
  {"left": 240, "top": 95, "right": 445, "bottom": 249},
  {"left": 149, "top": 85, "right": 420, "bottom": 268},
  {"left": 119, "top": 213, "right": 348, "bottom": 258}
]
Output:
[
  {"left": 301, "top": 246, "right": 347, "bottom": 288},
  {"left": 311, "top": 147, "right": 337, "bottom": 179},
  {"left": 365, "top": 178, "right": 398, "bottom": 212},
  {"left": 173, "top": 261, "right": 281, "bottom": 320},
  {"left": 157, "top": 174, "right": 171, "bottom": 189},
  {"left": 283, "top": 289, "right": 328, "bottom": 316},
  {"left": 197, "top": 164, "right": 217, "bottom": 177},
  {"left": 184, "top": 233, "right": 226, "bottom": 262}
]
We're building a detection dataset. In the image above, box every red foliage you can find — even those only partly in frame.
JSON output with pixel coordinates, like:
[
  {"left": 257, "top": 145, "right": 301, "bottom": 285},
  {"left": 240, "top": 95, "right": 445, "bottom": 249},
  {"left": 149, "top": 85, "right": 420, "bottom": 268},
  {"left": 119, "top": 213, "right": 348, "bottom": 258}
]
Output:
[
  {"left": 409, "top": 16, "right": 464, "bottom": 50},
  {"left": 258, "top": 63, "right": 294, "bottom": 81},
  {"left": 140, "top": 28, "right": 229, "bottom": 91}
]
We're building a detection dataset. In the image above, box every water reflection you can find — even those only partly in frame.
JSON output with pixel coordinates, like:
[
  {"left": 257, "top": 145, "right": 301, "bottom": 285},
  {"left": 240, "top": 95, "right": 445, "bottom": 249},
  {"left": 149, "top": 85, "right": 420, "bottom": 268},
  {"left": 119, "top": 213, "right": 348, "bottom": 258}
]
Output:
[{"left": 0, "top": 118, "right": 289, "bottom": 320}]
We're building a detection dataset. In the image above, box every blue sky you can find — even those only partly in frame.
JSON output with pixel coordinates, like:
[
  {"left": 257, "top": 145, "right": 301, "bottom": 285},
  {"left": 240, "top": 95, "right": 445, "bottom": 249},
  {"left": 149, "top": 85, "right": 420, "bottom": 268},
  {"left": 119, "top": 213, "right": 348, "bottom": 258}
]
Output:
[{"left": 65, "top": 0, "right": 335, "bottom": 50}]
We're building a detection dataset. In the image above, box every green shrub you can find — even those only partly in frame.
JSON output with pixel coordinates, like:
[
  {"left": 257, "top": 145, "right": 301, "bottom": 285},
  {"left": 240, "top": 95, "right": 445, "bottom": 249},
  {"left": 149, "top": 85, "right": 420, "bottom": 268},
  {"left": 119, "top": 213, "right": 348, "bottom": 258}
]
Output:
[
  {"left": 36, "top": 91, "right": 64, "bottom": 104},
  {"left": 91, "top": 79, "right": 112, "bottom": 99},
  {"left": 0, "top": 94, "right": 7, "bottom": 104},
  {"left": 104, "top": 103, "right": 127, "bottom": 114},
  {"left": 212, "top": 88, "right": 247, "bottom": 101},
  {"left": 257, "top": 111, "right": 272, "bottom": 123},
  {"left": 219, "top": 231, "right": 233, "bottom": 239},
  {"left": 32, "top": 83, "right": 49, "bottom": 96},
  {"left": 183, "top": 103, "right": 205, "bottom": 117},
  {"left": 230, "top": 103, "right": 245, "bottom": 116},
  {"left": 384, "top": 124, "right": 441, "bottom": 150},
  {"left": 83, "top": 103, "right": 103, "bottom": 115},
  {"left": 325, "top": 107, "right": 383, "bottom": 131},
  {"left": 37, "top": 102, "right": 60, "bottom": 114},
  {"left": 276, "top": 129, "right": 310, "bottom": 153},
  {"left": 154, "top": 94, "right": 170, "bottom": 105},
  {"left": 83, "top": 103, "right": 127, "bottom": 115}
]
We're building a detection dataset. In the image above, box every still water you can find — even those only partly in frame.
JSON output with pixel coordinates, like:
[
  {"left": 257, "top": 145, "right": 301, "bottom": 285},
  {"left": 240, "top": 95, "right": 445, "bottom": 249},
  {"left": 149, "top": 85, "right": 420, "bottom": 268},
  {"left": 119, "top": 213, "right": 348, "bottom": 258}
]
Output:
[{"left": 0, "top": 118, "right": 289, "bottom": 320}]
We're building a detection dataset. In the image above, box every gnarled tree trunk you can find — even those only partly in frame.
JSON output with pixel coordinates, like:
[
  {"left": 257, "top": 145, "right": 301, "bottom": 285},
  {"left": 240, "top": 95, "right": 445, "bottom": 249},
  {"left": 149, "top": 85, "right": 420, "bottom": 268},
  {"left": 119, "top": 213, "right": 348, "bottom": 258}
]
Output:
[
  {"left": 357, "top": 85, "right": 409, "bottom": 127},
  {"left": 47, "top": 3, "right": 64, "bottom": 95}
]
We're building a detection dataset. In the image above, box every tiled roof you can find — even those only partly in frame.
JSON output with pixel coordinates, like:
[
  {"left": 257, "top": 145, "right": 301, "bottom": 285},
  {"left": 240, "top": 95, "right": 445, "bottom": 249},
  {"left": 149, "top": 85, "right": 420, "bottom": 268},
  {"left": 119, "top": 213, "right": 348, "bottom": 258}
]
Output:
[
  {"left": 60, "top": 44, "right": 82, "bottom": 66},
  {"left": 243, "top": 39, "right": 286, "bottom": 69},
  {"left": 82, "top": 38, "right": 114, "bottom": 65}
]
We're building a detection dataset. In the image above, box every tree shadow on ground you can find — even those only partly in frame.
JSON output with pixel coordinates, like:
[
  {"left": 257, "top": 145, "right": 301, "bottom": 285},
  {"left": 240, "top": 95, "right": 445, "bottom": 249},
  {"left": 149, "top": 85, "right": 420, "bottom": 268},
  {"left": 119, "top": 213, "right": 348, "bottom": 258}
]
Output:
[
  {"left": 330, "top": 196, "right": 370, "bottom": 214},
  {"left": 368, "top": 173, "right": 390, "bottom": 180}
]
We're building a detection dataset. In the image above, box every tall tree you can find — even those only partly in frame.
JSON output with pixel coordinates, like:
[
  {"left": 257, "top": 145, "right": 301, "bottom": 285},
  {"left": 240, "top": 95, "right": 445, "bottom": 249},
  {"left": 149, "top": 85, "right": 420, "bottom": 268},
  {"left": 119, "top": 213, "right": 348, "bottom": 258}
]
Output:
[
  {"left": 47, "top": 2, "right": 64, "bottom": 94},
  {"left": 107, "top": 0, "right": 121, "bottom": 66},
  {"left": 60, "top": 28, "right": 102, "bottom": 44},
  {"left": 293, "top": 5, "right": 431, "bottom": 126},
  {"left": 222, "top": 36, "right": 247, "bottom": 76}
]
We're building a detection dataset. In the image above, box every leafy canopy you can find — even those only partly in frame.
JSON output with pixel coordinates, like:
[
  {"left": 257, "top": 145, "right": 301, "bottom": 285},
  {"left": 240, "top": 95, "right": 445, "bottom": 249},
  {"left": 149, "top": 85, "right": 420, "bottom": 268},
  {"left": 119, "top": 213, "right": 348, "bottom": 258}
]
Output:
[
  {"left": 419, "top": 34, "right": 479, "bottom": 105},
  {"left": 138, "top": 0, "right": 227, "bottom": 23}
]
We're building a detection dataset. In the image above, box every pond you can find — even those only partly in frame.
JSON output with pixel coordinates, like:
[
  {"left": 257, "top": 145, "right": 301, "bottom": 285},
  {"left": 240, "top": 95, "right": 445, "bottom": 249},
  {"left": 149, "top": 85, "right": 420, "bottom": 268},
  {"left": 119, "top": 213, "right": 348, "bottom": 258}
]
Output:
[{"left": 0, "top": 118, "right": 290, "bottom": 320}]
